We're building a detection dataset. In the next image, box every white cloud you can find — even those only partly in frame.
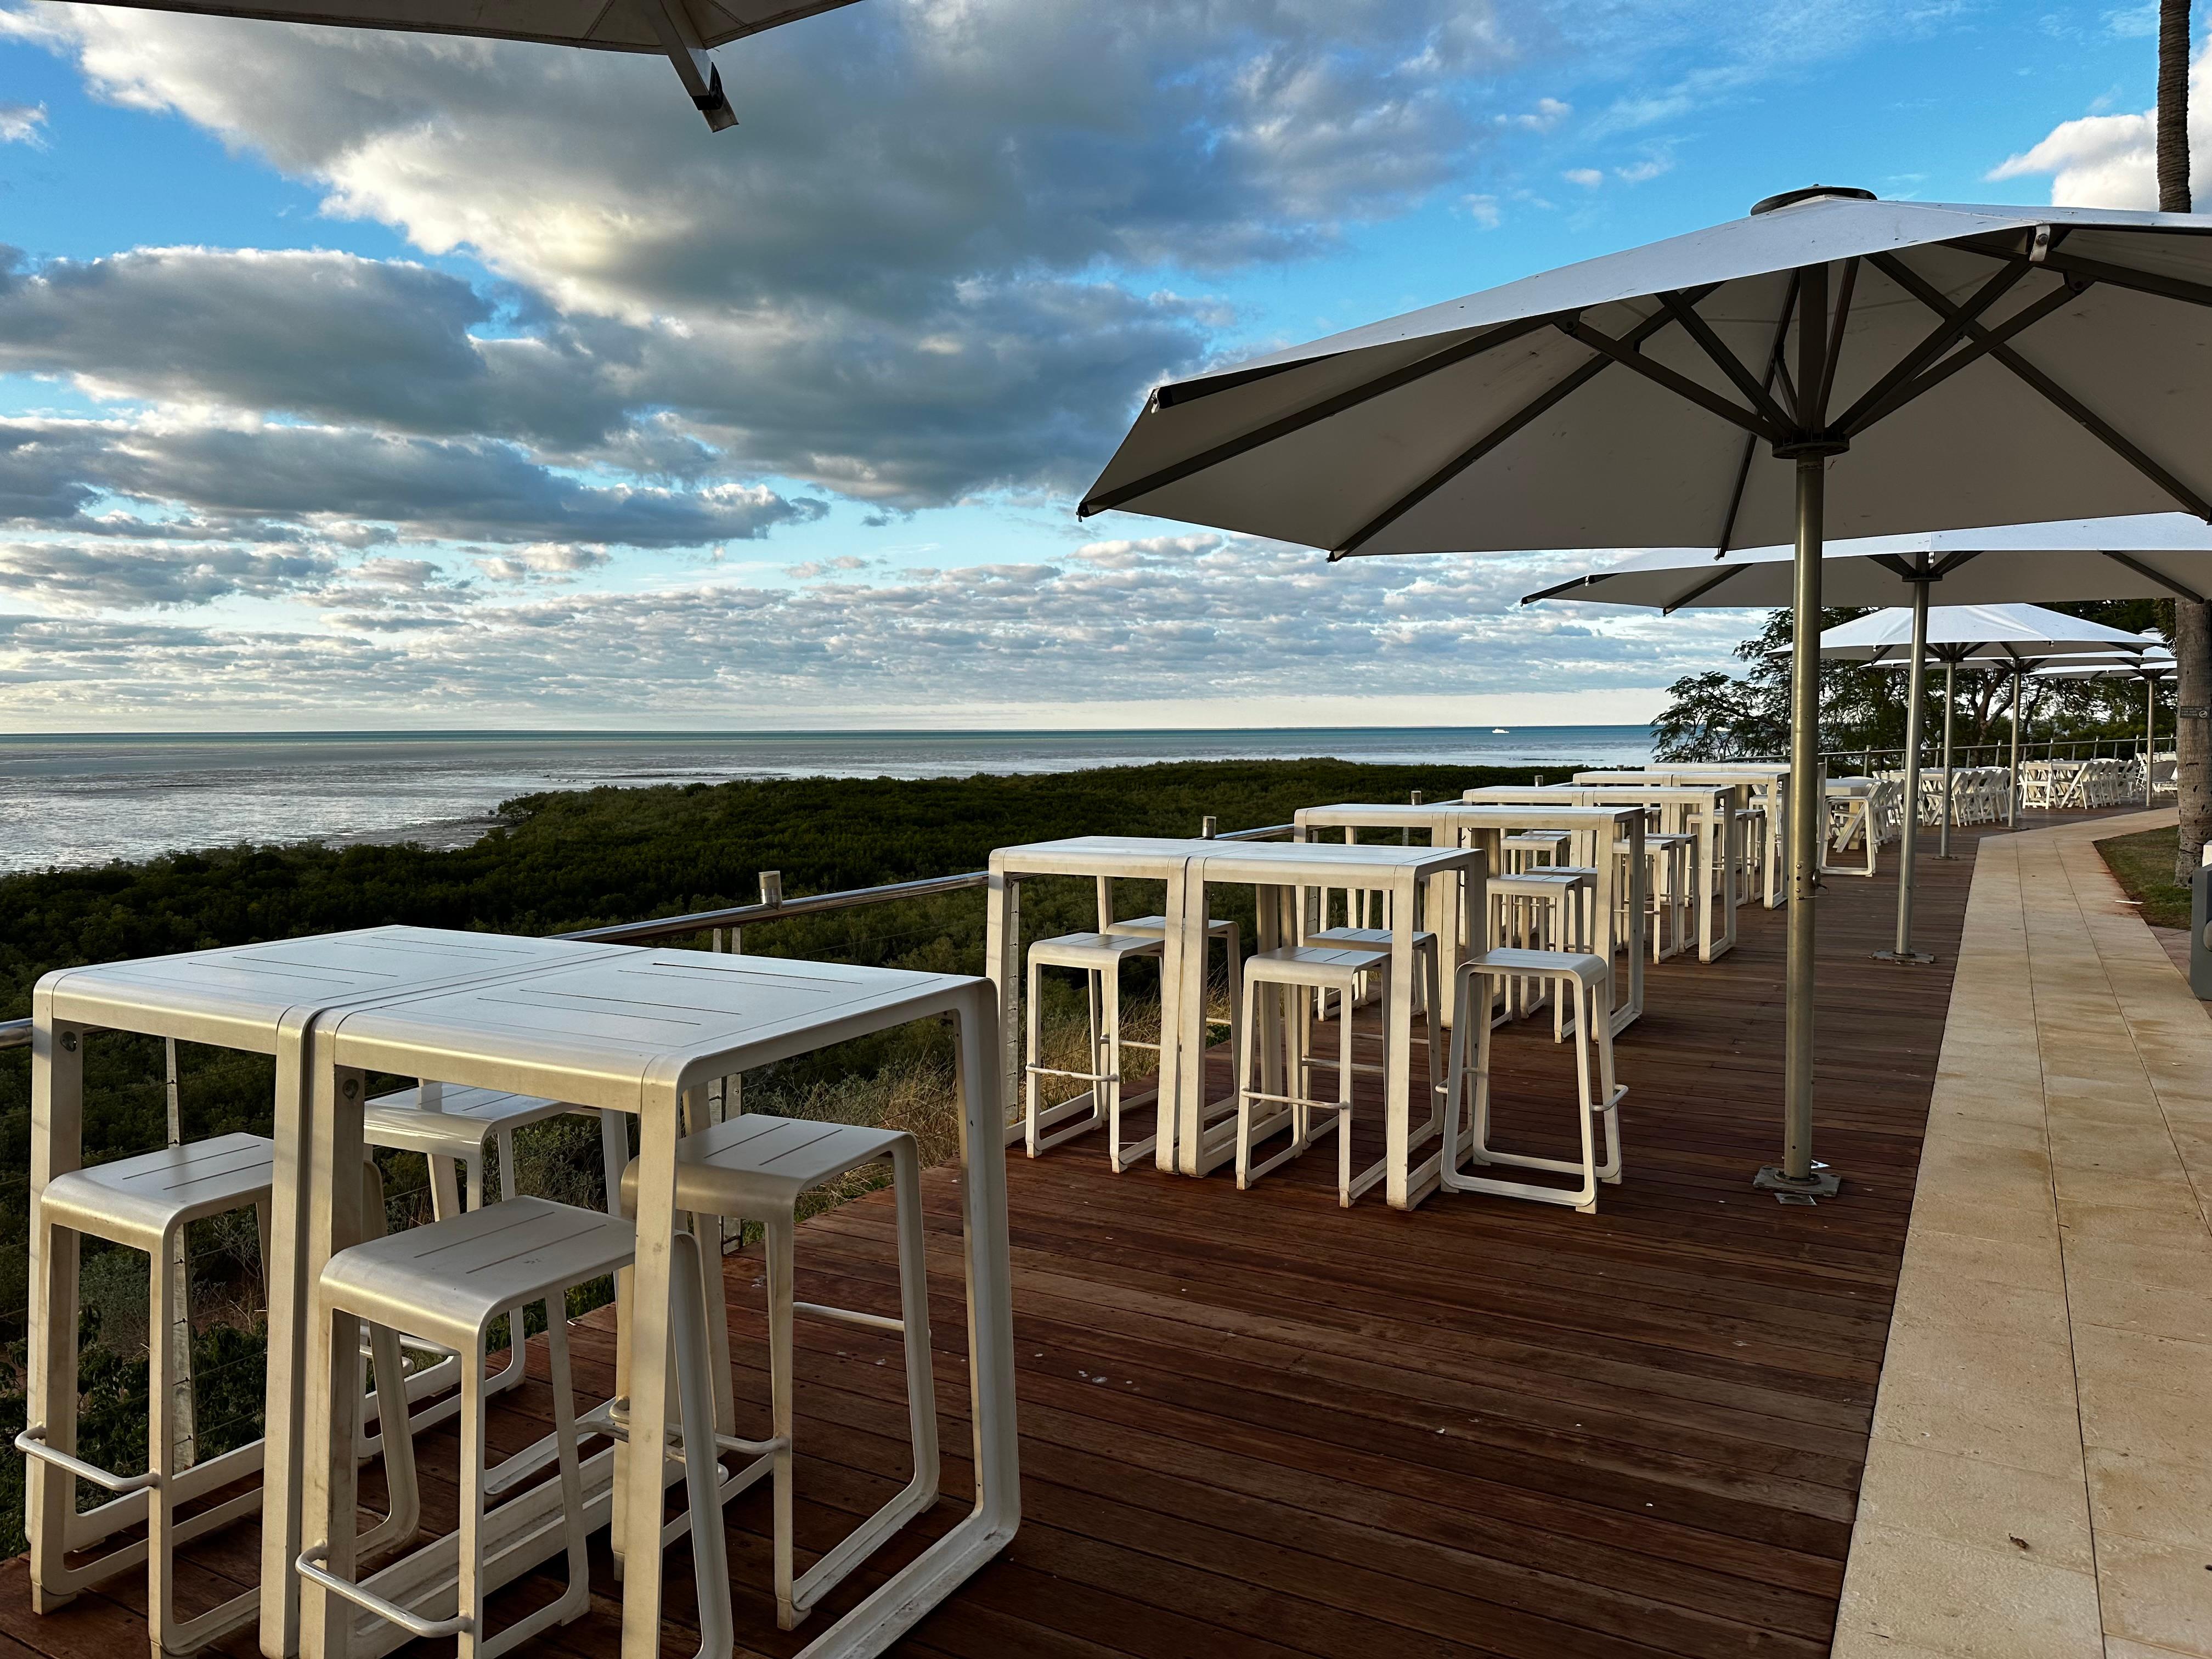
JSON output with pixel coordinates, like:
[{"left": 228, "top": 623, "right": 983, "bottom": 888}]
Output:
[
  {"left": 0, "top": 101, "right": 44, "bottom": 144},
  {"left": 1495, "top": 95, "right": 1569, "bottom": 129},
  {"left": 1562, "top": 167, "right": 1604, "bottom": 188},
  {"left": 0, "top": 534, "right": 1742, "bottom": 721},
  {"left": 1614, "top": 156, "right": 1673, "bottom": 183},
  {"left": 1989, "top": 37, "right": 2212, "bottom": 207}
]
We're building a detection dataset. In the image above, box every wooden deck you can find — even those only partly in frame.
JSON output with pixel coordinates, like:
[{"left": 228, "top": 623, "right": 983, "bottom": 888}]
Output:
[{"left": 0, "top": 821, "right": 2085, "bottom": 1659}]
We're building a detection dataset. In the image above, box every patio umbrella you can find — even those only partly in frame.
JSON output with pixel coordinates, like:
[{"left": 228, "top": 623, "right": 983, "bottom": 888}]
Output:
[
  {"left": 1822, "top": 605, "right": 2148, "bottom": 867},
  {"left": 2033, "top": 639, "right": 2176, "bottom": 806},
  {"left": 1522, "top": 516, "right": 2210, "bottom": 962},
  {"left": 56, "top": 1, "right": 865, "bottom": 129},
  {"left": 1081, "top": 185, "right": 2212, "bottom": 1202}
]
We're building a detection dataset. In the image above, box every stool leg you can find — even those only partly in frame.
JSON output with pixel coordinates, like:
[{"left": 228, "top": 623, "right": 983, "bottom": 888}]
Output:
[
  {"left": 1234, "top": 972, "right": 1260, "bottom": 1189},
  {"left": 148, "top": 1228, "right": 181, "bottom": 1657},
  {"left": 427, "top": 1153, "right": 464, "bottom": 1222},
  {"left": 1568, "top": 978, "right": 1600, "bottom": 1212},
  {"left": 668, "top": 1231, "right": 735, "bottom": 1659},
  {"left": 889, "top": 1140, "right": 940, "bottom": 1504},
  {"left": 1419, "top": 943, "right": 1443, "bottom": 1151},
  {"left": 464, "top": 1151, "right": 486, "bottom": 1214},
  {"left": 765, "top": 1213, "right": 799, "bottom": 1631},
  {"left": 1103, "top": 963, "right": 1124, "bottom": 1170},
  {"left": 1023, "top": 956, "right": 1045, "bottom": 1158},
  {"left": 1595, "top": 973, "right": 1624, "bottom": 1186},
  {"left": 1469, "top": 982, "right": 1498, "bottom": 1166},
  {"left": 541, "top": 1304, "right": 591, "bottom": 1632},
  {"left": 456, "top": 1338, "right": 488, "bottom": 1659},
  {"left": 1338, "top": 977, "right": 1359, "bottom": 1206},
  {"left": 597, "top": 1110, "right": 629, "bottom": 1213}
]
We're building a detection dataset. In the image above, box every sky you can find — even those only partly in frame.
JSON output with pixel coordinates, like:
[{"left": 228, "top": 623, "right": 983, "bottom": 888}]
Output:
[{"left": 0, "top": 0, "right": 2198, "bottom": 732}]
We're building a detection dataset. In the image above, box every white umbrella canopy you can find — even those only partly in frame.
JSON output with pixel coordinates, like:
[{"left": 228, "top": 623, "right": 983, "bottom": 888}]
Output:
[
  {"left": 1082, "top": 183, "right": 2212, "bottom": 1201},
  {"left": 1815, "top": 602, "right": 2152, "bottom": 661},
  {"left": 50, "top": 0, "right": 865, "bottom": 128},
  {"left": 1523, "top": 515, "right": 2212, "bottom": 611},
  {"left": 1081, "top": 190, "right": 2212, "bottom": 554}
]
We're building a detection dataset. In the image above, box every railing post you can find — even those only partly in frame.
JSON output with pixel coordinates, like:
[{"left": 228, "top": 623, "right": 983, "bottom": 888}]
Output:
[
  {"left": 165, "top": 1037, "right": 195, "bottom": 1469},
  {"left": 759, "top": 871, "right": 783, "bottom": 906},
  {"left": 1200, "top": 816, "right": 1217, "bottom": 839}
]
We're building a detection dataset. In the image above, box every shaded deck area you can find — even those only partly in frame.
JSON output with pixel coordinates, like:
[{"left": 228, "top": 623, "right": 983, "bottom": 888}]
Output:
[{"left": 0, "top": 821, "right": 2069, "bottom": 1659}]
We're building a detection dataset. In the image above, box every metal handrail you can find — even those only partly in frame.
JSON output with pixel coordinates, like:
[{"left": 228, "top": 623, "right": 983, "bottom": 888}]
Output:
[{"left": 0, "top": 820, "right": 1299, "bottom": 1048}]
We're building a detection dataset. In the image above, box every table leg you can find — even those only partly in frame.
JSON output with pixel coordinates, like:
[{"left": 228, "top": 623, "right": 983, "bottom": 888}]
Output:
[
  {"left": 1384, "top": 873, "right": 1417, "bottom": 1209},
  {"left": 1722, "top": 809, "right": 1741, "bottom": 952},
  {"left": 26, "top": 1003, "right": 83, "bottom": 1617},
  {"left": 1622, "top": 821, "right": 1645, "bottom": 1026},
  {"left": 1698, "top": 818, "right": 1718, "bottom": 963},
  {"left": 297, "top": 1052, "right": 368, "bottom": 1659},
  {"left": 259, "top": 1009, "right": 328, "bottom": 1657},
  {"left": 985, "top": 870, "right": 1021, "bottom": 1152},
  {"left": 1165, "top": 862, "right": 1201, "bottom": 1173},
  {"left": 616, "top": 1093, "right": 679, "bottom": 1659}
]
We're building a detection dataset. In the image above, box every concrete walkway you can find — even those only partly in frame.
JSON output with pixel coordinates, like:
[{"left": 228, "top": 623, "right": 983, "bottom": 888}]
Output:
[{"left": 1835, "top": 809, "right": 2212, "bottom": 1659}]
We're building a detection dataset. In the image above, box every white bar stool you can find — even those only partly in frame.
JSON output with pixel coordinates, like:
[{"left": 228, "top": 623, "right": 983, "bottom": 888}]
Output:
[
  {"left": 1502, "top": 830, "right": 1568, "bottom": 873},
  {"left": 1441, "top": 949, "right": 1625, "bottom": 1214},
  {"left": 299, "top": 1196, "right": 732, "bottom": 1659},
  {"left": 621, "top": 1113, "right": 939, "bottom": 1633},
  {"left": 360, "top": 1084, "right": 631, "bottom": 1434},
  {"left": 1487, "top": 870, "right": 1594, "bottom": 1034},
  {"left": 1643, "top": 832, "right": 1696, "bottom": 962},
  {"left": 1024, "top": 930, "right": 1168, "bottom": 1169},
  {"left": 21, "top": 1134, "right": 419, "bottom": 1657},
  {"left": 1234, "top": 942, "right": 1437, "bottom": 1206},
  {"left": 1105, "top": 911, "right": 1243, "bottom": 1050}
]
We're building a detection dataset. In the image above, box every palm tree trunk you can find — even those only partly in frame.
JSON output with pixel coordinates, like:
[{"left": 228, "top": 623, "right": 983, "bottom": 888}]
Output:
[{"left": 2162, "top": 0, "right": 2209, "bottom": 881}]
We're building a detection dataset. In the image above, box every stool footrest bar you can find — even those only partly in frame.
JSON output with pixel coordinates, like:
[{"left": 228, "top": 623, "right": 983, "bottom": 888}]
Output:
[
  {"left": 298, "top": 1546, "right": 472, "bottom": 1640},
  {"left": 15, "top": 1429, "right": 157, "bottom": 1494}
]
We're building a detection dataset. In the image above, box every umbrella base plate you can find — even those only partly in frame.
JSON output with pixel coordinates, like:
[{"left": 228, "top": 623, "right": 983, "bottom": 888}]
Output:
[
  {"left": 1754, "top": 1165, "right": 1841, "bottom": 1202},
  {"left": 1871, "top": 950, "right": 1937, "bottom": 964}
]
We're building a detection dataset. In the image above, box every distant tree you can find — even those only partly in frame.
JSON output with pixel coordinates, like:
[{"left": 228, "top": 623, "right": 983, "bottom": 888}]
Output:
[{"left": 1652, "top": 600, "right": 2174, "bottom": 764}]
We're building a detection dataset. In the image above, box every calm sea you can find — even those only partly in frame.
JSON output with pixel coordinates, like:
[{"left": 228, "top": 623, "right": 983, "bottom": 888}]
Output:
[{"left": 0, "top": 726, "right": 1652, "bottom": 875}]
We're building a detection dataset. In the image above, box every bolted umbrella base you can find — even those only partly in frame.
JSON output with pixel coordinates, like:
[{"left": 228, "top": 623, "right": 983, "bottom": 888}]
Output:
[
  {"left": 1871, "top": 950, "right": 1937, "bottom": 964},
  {"left": 1754, "top": 1165, "right": 1841, "bottom": 1203}
]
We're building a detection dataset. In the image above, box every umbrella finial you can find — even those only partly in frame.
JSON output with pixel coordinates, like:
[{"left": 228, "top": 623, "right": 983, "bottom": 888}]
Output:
[{"left": 1750, "top": 185, "right": 1876, "bottom": 216}]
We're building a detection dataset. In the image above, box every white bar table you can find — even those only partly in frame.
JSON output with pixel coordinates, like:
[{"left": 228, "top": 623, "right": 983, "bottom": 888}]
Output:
[
  {"left": 987, "top": 836, "right": 1222, "bottom": 1172},
  {"left": 1336, "top": 800, "right": 1654, "bottom": 1026},
  {"left": 25, "top": 926, "right": 634, "bottom": 1657},
  {"left": 292, "top": 948, "right": 1018, "bottom": 1659},
  {"left": 1183, "top": 840, "right": 1483, "bottom": 1209},
  {"left": 1288, "top": 802, "right": 1644, "bottom": 1034},
  {"left": 1824, "top": 777, "right": 1883, "bottom": 877},
  {"left": 1466, "top": 786, "right": 1736, "bottom": 962},
  {"left": 1637, "top": 765, "right": 1787, "bottom": 911}
]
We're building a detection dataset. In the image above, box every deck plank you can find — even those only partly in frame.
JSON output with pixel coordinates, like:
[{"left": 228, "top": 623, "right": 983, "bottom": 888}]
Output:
[{"left": 7, "top": 820, "right": 2072, "bottom": 1658}]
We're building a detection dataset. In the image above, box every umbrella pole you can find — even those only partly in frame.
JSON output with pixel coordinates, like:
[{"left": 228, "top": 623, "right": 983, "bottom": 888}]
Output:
[
  {"left": 1756, "top": 452, "right": 1839, "bottom": 1200},
  {"left": 1938, "top": 662, "right": 1956, "bottom": 857},
  {"left": 1877, "top": 579, "right": 1934, "bottom": 963},
  {"left": 2147, "top": 675, "right": 2157, "bottom": 808},
  {"left": 2009, "top": 668, "right": 2024, "bottom": 827}
]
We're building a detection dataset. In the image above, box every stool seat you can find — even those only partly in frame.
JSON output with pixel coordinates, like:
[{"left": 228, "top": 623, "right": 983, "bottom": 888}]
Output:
[
  {"left": 319, "top": 1195, "right": 633, "bottom": 1354},
  {"left": 620, "top": 1115, "right": 907, "bottom": 1214},
  {"left": 363, "top": 1085, "right": 584, "bottom": 1160},
  {"left": 40, "top": 1132, "right": 272, "bottom": 1250},
  {"left": 1306, "top": 926, "right": 1437, "bottom": 950},
  {"left": 1468, "top": 946, "right": 1608, "bottom": 984},
  {"left": 1027, "top": 932, "right": 1165, "bottom": 970},
  {"left": 1107, "top": 914, "right": 1237, "bottom": 938},
  {"left": 1245, "top": 943, "right": 1387, "bottom": 986}
]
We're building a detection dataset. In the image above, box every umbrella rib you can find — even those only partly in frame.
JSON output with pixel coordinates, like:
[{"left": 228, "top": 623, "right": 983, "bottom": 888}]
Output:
[
  {"left": 1715, "top": 274, "right": 1800, "bottom": 555},
  {"left": 1076, "top": 314, "right": 1555, "bottom": 517},
  {"left": 1329, "top": 297, "right": 1708, "bottom": 557},
  {"left": 1654, "top": 290, "right": 1793, "bottom": 430},
  {"left": 1659, "top": 565, "right": 1748, "bottom": 614},
  {"left": 2097, "top": 548, "right": 2207, "bottom": 603},
  {"left": 1554, "top": 318, "right": 1791, "bottom": 444},
  {"left": 1931, "top": 549, "right": 1983, "bottom": 579},
  {"left": 1812, "top": 257, "right": 1860, "bottom": 421},
  {"left": 1874, "top": 256, "right": 2212, "bottom": 520},
  {"left": 1838, "top": 276, "right": 2082, "bottom": 437},
  {"left": 2024, "top": 249, "right": 2212, "bottom": 313},
  {"left": 1829, "top": 257, "right": 2034, "bottom": 435}
]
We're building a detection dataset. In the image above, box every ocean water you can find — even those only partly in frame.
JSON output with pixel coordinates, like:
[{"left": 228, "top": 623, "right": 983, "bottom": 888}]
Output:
[{"left": 0, "top": 726, "right": 1652, "bottom": 875}]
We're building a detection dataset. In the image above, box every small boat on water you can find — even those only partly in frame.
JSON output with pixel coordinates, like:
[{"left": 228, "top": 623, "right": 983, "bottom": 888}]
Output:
[{"left": 1491, "top": 727, "right": 1509, "bottom": 733}]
